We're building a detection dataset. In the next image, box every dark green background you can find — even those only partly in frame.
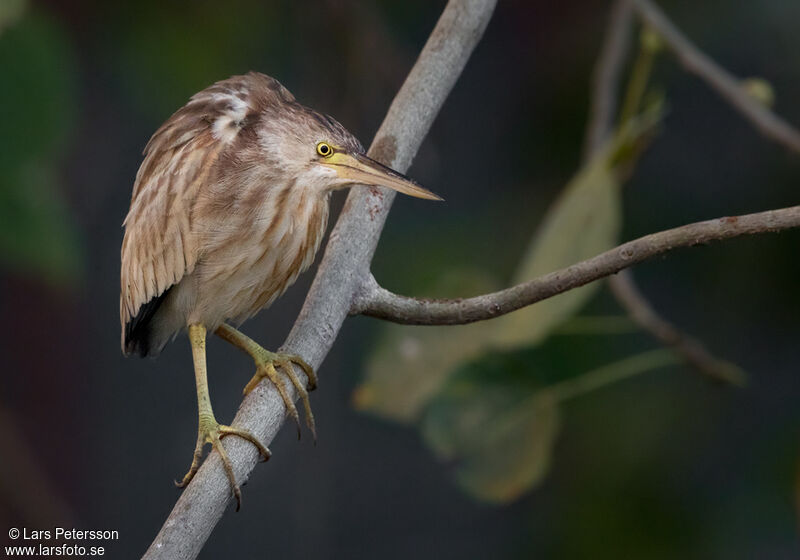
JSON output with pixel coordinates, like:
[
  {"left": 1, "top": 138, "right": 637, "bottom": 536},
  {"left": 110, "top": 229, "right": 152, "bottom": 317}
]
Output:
[{"left": 0, "top": 0, "right": 798, "bottom": 558}]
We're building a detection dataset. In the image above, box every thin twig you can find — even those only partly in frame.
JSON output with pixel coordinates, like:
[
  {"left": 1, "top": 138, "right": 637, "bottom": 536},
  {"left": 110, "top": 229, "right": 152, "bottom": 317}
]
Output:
[
  {"left": 142, "top": 2, "right": 497, "bottom": 559},
  {"left": 587, "top": 0, "right": 745, "bottom": 384},
  {"left": 547, "top": 349, "right": 678, "bottom": 402},
  {"left": 631, "top": 0, "right": 800, "bottom": 153},
  {"left": 608, "top": 272, "right": 746, "bottom": 385},
  {"left": 353, "top": 206, "right": 800, "bottom": 325},
  {"left": 584, "top": 0, "right": 634, "bottom": 156}
]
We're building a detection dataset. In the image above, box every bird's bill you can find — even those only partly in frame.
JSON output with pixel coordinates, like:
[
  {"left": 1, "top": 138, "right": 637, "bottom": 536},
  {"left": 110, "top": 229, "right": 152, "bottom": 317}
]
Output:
[{"left": 322, "top": 152, "right": 442, "bottom": 200}]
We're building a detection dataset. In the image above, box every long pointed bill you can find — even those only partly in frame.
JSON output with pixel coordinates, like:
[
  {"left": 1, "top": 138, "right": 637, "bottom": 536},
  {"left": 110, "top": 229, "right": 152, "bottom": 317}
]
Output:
[{"left": 322, "top": 152, "right": 443, "bottom": 200}]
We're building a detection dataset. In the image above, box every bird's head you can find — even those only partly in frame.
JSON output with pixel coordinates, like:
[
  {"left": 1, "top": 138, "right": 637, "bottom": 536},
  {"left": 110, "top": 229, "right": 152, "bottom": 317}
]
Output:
[
  {"left": 142, "top": 73, "right": 440, "bottom": 206},
  {"left": 240, "top": 73, "right": 441, "bottom": 201},
  {"left": 309, "top": 138, "right": 441, "bottom": 200}
]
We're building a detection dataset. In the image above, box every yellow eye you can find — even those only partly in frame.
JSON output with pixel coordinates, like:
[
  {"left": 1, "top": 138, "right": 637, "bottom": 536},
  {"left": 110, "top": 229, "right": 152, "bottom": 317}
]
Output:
[{"left": 316, "top": 142, "right": 333, "bottom": 157}]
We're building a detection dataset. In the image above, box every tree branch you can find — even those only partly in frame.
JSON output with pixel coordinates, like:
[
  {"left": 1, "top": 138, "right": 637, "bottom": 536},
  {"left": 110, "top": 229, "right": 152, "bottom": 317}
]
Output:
[
  {"left": 353, "top": 206, "right": 800, "bottom": 325},
  {"left": 608, "top": 272, "right": 746, "bottom": 385},
  {"left": 142, "top": 2, "right": 497, "bottom": 558},
  {"left": 586, "top": 0, "right": 746, "bottom": 385},
  {"left": 631, "top": 0, "right": 800, "bottom": 154}
]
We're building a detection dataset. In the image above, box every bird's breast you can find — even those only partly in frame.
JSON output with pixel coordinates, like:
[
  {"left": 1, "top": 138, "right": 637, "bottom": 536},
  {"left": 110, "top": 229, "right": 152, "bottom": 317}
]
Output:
[{"left": 192, "top": 183, "right": 330, "bottom": 327}]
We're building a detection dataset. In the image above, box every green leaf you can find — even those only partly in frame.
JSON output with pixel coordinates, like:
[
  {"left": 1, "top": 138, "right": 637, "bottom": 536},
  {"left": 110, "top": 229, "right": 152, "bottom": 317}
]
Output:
[
  {"left": 452, "top": 396, "right": 559, "bottom": 504},
  {"left": 551, "top": 315, "right": 638, "bottom": 336},
  {"left": 357, "top": 109, "right": 663, "bottom": 423},
  {"left": 421, "top": 340, "right": 677, "bottom": 504},
  {"left": 354, "top": 322, "right": 493, "bottom": 423},
  {"left": 488, "top": 151, "right": 622, "bottom": 348},
  {"left": 0, "top": 0, "right": 26, "bottom": 33},
  {"left": 426, "top": 390, "right": 560, "bottom": 504},
  {"left": 741, "top": 77, "right": 775, "bottom": 108},
  {"left": 489, "top": 110, "right": 663, "bottom": 349},
  {"left": 354, "top": 270, "right": 498, "bottom": 423},
  {"left": 421, "top": 347, "right": 562, "bottom": 505}
]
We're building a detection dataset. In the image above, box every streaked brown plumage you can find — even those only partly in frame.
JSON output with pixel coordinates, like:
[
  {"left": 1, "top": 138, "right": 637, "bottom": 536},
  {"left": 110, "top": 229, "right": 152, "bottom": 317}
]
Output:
[
  {"left": 120, "top": 72, "right": 439, "bottom": 507},
  {"left": 122, "top": 73, "right": 354, "bottom": 355}
]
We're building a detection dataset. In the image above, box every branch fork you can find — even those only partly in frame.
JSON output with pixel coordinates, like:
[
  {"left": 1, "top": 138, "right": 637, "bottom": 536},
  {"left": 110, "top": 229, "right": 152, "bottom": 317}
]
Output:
[{"left": 143, "top": 1, "right": 800, "bottom": 558}]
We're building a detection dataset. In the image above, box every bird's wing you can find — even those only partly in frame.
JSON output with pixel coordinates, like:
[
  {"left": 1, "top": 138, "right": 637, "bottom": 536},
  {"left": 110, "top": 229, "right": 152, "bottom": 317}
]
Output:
[{"left": 120, "top": 104, "right": 222, "bottom": 353}]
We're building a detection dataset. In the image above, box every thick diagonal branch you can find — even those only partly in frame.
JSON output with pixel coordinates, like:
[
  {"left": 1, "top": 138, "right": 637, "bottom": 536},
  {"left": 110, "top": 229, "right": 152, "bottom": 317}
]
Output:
[
  {"left": 142, "top": 2, "right": 497, "bottom": 559},
  {"left": 353, "top": 206, "right": 800, "bottom": 325}
]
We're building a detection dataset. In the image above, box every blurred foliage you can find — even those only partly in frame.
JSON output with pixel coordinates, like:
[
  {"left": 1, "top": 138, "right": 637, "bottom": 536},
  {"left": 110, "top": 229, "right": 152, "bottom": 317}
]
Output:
[
  {"left": 422, "top": 339, "right": 676, "bottom": 504},
  {"left": 357, "top": 97, "right": 666, "bottom": 502},
  {"left": 353, "top": 270, "right": 498, "bottom": 422},
  {"left": 487, "top": 145, "right": 621, "bottom": 348},
  {"left": 426, "top": 385, "right": 560, "bottom": 505},
  {"left": 742, "top": 77, "right": 776, "bottom": 108},
  {"left": 420, "top": 347, "right": 563, "bottom": 505},
  {"left": 0, "top": 9, "right": 82, "bottom": 283},
  {"left": 0, "top": 1, "right": 797, "bottom": 555},
  {"left": 487, "top": 106, "right": 663, "bottom": 349},
  {"left": 111, "top": 0, "right": 282, "bottom": 118},
  {"left": 0, "top": 0, "right": 26, "bottom": 32},
  {"left": 351, "top": 24, "right": 755, "bottom": 506}
]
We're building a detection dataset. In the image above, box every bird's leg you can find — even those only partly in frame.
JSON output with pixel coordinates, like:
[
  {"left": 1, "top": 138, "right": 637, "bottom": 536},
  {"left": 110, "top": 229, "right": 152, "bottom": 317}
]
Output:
[
  {"left": 177, "top": 324, "right": 271, "bottom": 510},
  {"left": 215, "top": 323, "right": 317, "bottom": 440}
]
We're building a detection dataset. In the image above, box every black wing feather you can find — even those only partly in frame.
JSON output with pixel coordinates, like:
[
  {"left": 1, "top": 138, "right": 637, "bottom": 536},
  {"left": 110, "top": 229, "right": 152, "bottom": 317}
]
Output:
[{"left": 123, "top": 287, "right": 171, "bottom": 357}]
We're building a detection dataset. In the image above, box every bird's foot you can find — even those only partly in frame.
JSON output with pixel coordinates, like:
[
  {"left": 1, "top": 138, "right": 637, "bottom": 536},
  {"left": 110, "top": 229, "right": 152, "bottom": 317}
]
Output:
[
  {"left": 176, "top": 415, "right": 271, "bottom": 511},
  {"left": 244, "top": 348, "right": 317, "bottom": 440}
]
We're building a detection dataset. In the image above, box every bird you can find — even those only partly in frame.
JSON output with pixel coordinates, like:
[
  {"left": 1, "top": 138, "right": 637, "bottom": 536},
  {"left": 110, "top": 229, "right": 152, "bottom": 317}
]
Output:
[{"left": 120, "top": 72, "right": 440, "bottom": 508}]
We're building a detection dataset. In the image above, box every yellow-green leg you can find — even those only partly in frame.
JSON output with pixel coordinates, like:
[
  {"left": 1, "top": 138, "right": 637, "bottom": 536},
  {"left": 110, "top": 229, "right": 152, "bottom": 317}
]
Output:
[
  {"left": 177, "top": 324, "right": 271, "bottom": 511},
  {"left": 215, "top": 323, "right": 317, "bottom": 440}
]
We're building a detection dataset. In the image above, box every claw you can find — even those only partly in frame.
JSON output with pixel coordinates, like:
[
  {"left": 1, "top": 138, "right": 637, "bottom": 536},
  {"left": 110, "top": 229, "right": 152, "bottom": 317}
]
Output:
[
  {"left": 177, "top": 418, "right": 271, "bottom": 511},
  {"left": 244, "top": 351, "right": 317, "bottom": 440},
  {"left": 278, "top": 357, "right": 317, "bottom": 442},
  {"left": 215, "top": 325, "right": 317, "bottom": 441}
]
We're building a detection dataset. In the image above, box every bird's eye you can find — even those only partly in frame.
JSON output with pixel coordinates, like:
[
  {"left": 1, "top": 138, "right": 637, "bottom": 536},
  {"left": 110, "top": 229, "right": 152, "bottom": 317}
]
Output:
[{"left": 316, "top": 142, "right": 333, "bottom": 157}]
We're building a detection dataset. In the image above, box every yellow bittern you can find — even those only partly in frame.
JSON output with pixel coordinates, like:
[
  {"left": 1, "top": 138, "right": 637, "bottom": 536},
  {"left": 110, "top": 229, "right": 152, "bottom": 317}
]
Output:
[{"left": 120, "top": 72, "right": 439, "bottom": 507}]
